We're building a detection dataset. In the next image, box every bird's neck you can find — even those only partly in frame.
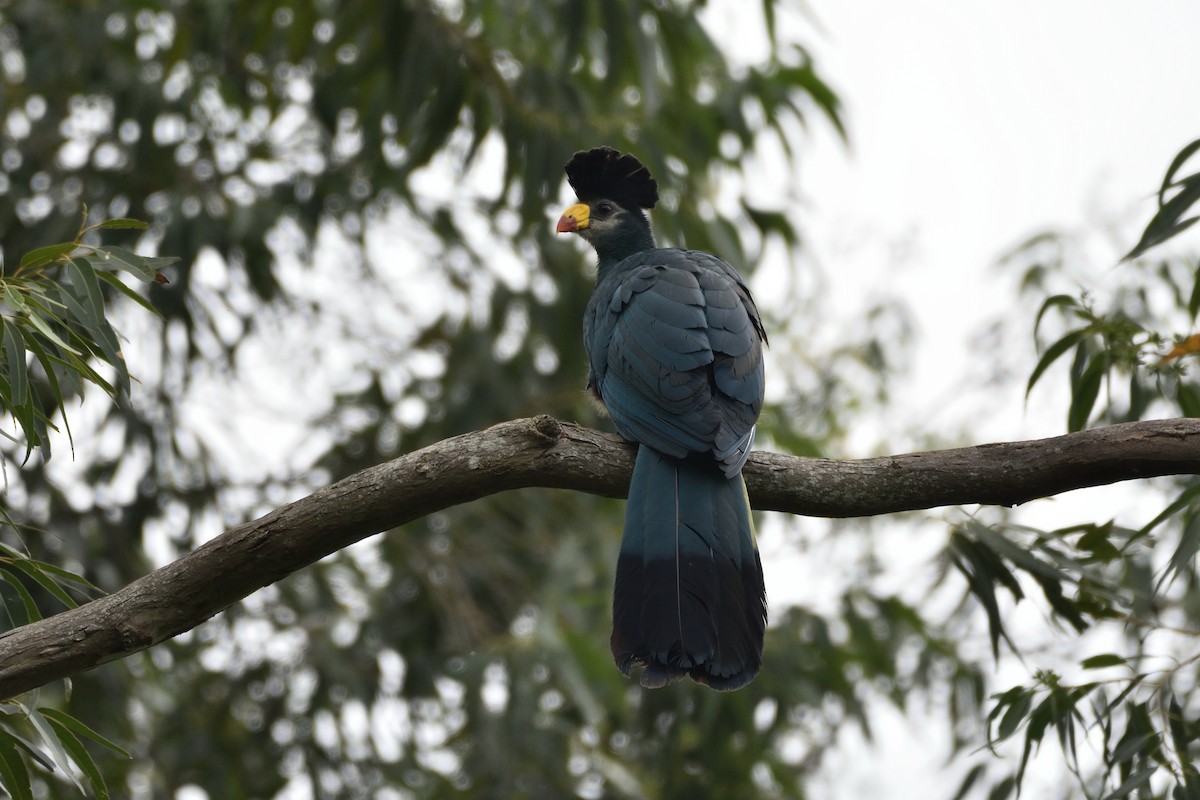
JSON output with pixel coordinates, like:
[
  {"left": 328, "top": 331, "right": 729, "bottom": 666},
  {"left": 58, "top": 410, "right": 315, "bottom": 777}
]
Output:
[{"left": 593, "top": 226, "right": 656, "bottom": 279}]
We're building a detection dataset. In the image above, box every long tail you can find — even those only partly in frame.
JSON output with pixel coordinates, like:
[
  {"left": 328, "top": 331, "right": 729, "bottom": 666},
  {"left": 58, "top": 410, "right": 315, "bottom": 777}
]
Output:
[{"left": 611, "top": 445, "right": 767, "bottom": 691}]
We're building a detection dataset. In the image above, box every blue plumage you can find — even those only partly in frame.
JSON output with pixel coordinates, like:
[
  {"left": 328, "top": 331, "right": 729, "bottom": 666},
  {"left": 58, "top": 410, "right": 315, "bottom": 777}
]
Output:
[{"left": 558, "top": 147, "right": 768, "bottom": 690}]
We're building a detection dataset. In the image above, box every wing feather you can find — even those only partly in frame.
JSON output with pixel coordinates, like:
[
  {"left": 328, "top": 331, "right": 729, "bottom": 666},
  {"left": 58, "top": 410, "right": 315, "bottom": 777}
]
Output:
[{"left": 584, "top": 249, "right": 766, "bottom": 474}]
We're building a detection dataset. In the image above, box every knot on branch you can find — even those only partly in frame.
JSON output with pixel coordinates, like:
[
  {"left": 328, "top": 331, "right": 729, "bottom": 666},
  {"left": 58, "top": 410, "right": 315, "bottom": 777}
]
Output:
[{"left": 530, "top": 414, "right": 563, "bottom": 445}]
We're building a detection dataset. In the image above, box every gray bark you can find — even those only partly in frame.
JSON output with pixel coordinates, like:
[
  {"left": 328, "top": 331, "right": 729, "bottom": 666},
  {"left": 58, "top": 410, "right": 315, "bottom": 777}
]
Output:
[{"left": 0, "top": 415, "right": 1197, "bottom": 699}]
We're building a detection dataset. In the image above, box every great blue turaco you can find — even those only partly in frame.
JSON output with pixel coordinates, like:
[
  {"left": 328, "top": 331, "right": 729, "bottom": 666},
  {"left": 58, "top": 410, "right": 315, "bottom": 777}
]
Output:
[{"left": 555, "top": 147, "right": 768, "bottom": 690}]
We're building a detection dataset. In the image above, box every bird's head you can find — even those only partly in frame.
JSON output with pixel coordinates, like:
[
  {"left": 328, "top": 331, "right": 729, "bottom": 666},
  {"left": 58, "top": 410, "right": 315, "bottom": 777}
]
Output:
[
  {"left": 556, "top": 147, "right": 658, "bottom": 264},
  {"left": 556, "top": 199, "right": 643, "bottom": 242}
]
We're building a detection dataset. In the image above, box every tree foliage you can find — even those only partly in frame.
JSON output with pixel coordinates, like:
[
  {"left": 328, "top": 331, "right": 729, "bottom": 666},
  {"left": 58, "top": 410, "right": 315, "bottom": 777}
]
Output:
[{"left": 0, "top": 1, "right": 1198, "bottom": 799}]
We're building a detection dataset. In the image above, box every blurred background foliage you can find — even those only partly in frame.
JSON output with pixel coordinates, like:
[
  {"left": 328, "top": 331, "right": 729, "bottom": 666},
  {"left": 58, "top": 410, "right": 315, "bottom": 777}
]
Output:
[{"left": 0, "top": 0, "right": 1197, "bottom": 798}]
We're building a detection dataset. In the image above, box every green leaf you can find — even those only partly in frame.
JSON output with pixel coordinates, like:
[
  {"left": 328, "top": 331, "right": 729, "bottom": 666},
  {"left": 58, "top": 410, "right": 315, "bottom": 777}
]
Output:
[
  {"left": 7, "top": 559, "right": 78, "bottom": 610},
  {"left": 969, "top": 521, "right": 1073, "bottom": 583},
  {"left": 25, "top": 309, "right": 81, "bottom": 355},
  {"left": 1111, "top": 703, "right": 1161, "bottom": 764},
  {"left": 1188, "top": 265, "right": 1200, "bottom": 320},
  {"left": 1027, "top": 327, "right": 1088, "bottom": 398},
  {"left": 45, "top": 348, "right": 116, "bottom": 399},
  {"left": 0, "top": 567, "right": 39, "bottom": 626},
  {"left": 1101, "top": 766, "right": 1157, "bottom": 800},
  {"left": 1136, "top": 483, "right": 1200, "bottom": 542},
  {"left": 1158, "top": 138, "right": 1200, "bottom": 207},
  {"left": 1168, "top": 696, "right": 1192, "bottom": 770},
  {"left": 1126, "top": 172, "right": 1200, "bottom": 260},
  {"left": 1077, "top": 524, "right": 1123, "bottom": 562},
  {"left": 742, "top": 202, "right": 799, "bottom": 245},
  {"left": 986, "top": 775, "right": 1016, "bottom": 800},
  {"left": 1081, "top": 654, "right": 1127, "bottom": 670},
  {"left": 24, "top": 329, "right": 74, "bottom": 453},
  {"left": 2, "top": 318, "right": 29, "bottom": 410},
  {"left": 88, "top": 246, "right": 178, "bottom": 284},
  {"left": 1032, "top": 293, "right": 1081, "bottom": 339},
  {"left": 949, "top": 531, "right": 1022, "bottom": 657},
  {"left": 1126, "top": 216, "right": 1200, "bottom": 261},
  {"left": 1033, "top": 572, "right": 1088, "bottom": 632},
  {"left": 3, "top": 287, "right": 27, "bottom": 312},
  {"left": 53, "top": 282, "right": 130, "bottom": 396},
  {"left": 1068, "top": 353, "right": 1106, "bottom": 432},
  {"left": 17, "top": 242, "right": 77, "bottom": 272},
  {"left": 997, "top": 690, "right": 1032, "bottom": 741},
  {"left": 1178, "top": 383, "right": 1200, "bottom": 418},
  {"left": 66, "top": 258, "right": 107, "bottom": 327},
  {"left": 949, "top": 764, "right": 987, "bottom": 800},
  {"left": 1017, "top": 694, "right": 1055, "bottom": 786},
  {"left": 25, "top": 705, "right": 86, "bottom": 793},
  {"left": 42, "top": 714, "right": 115, "bottom": 800},
  {"left": 94, "top": 270, "right": 161, "bottom": 317},
  {"left": 38, "top": 708, "right": 129, "bottom": 758},
  {"left": 89, "top": 218, "right": 149, "bottom": 231},
  {"left": 1157, "top": 514, "right": 1200, "bottom": 593},
  {"left": 0, "top": 730, "right": 33, "bottom": 800},
  {"left": 24, "top": 560, "right": 101, "bottom": 598}
]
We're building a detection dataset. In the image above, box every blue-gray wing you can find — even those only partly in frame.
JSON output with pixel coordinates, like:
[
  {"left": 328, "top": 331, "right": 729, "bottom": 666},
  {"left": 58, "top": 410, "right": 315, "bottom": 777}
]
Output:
[{"left": 584, "top": 249, "right": 766, "bottom": 476}]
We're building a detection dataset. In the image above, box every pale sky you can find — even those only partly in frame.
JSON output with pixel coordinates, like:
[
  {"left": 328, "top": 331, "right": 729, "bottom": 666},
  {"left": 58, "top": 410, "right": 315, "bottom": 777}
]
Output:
[{"left": 800, "top": 0, "right": 1200, "bottom": 442}]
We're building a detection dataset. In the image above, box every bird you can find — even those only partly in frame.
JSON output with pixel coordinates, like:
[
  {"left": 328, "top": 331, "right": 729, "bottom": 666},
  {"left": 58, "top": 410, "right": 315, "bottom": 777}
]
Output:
[{"left": 555, "top": 146, "right": 768, "bottom": 690}]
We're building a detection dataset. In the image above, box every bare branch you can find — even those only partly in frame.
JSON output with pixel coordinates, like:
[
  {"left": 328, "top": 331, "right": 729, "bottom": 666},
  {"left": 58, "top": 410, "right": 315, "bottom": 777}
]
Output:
[{"left": 0, "top": 415, "right": 1197, "bottom": 699}]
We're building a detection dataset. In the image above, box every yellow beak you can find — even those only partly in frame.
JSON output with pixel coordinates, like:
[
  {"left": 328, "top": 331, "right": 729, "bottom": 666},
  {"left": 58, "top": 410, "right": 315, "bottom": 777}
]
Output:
[{"left": 556, "top": 203, "right": 590, "bottom": 233}]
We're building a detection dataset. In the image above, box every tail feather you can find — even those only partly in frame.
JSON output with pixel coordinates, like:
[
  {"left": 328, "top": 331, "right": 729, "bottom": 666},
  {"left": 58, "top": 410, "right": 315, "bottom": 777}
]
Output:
[{"left": 611, "top": 445, "right": 767, "bottom": 690}]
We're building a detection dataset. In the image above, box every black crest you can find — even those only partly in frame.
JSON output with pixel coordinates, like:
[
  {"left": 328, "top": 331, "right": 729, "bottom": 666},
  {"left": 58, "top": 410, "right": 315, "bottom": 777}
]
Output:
[{"left": 564, "top": 147, "right": 658, "bottom": 211}]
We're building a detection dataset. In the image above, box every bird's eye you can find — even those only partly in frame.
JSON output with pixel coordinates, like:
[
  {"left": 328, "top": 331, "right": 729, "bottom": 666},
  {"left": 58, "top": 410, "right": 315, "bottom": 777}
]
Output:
[{"left": 597, "top": 202, "right": 614, "bottom": 215}]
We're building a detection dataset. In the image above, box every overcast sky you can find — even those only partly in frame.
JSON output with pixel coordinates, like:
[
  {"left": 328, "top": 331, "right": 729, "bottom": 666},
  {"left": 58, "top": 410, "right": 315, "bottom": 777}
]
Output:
[{"left": 799, "top": 0, "right": 1200, "bottom": 437}]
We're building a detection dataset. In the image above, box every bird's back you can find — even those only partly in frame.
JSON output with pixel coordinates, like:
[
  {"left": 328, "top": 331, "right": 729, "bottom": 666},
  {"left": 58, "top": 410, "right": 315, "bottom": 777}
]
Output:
[{"left": 584, "top": 247, "right": 766, "bottom": 476}]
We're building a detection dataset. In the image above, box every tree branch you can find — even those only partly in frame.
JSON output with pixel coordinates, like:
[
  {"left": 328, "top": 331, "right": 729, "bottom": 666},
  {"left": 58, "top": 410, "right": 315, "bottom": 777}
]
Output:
[{"left": 0, "top": 415, "right": 1197, "bottom": 699}]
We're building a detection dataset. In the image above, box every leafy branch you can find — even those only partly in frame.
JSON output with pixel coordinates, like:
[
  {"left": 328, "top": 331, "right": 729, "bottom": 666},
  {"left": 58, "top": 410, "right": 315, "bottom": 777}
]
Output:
[
  {"left": 987, "top": 654, "right": 1200, "bottom": 800},
  {"left": 0, "top": 211, "right": 173, "bottom": 464},
  {"left": 0, "top": 219, "right": 170, "bottom": 798},
  {"left": 1125, "top": 137, "right": 1200, "bottom": 261}
]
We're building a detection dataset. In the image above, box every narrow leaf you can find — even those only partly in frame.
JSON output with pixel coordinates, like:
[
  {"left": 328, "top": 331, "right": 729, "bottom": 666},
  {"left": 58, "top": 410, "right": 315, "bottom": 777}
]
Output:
[
  {"left": 94, "top": 270, "right": 161, "bottom": 317},
  {"left": 949, "top": 763, "right": 987, "bottom": 800},
  {"left": 18, "top": 242, "right": 77, "bottom": 272},
  {"left": 1189, "top": 265, "right": 1200, "bottom": 320},
  {"left": 997, "top": 691, "right": 1033, "bottom": 741},
  {"left": 25, "top": 331, "right": 75, "bottom": 456},
  {"left": 1082, "top": 654, "right": 1127, "bottom": 670},
  {"left": 0, "top": 731, "right": 33, "bottom": 800},
  {"left": 1157, "top": 514, "right": 1200, "bottom": 593},
  {"left": 66, "top": 259, "right": 107, "bottom": 327},
  {"left": 1126, "top": 216, "right": 1200, "bottom": 261},
  {"left": 1100, "top": 766, "right": 1157, "bottom": 800},
  {"left": 987, "top": 775, "right": 1016, "bottom": 800},
  {"left": 1136, "top": 484, "right": 1200, "bottom": 541},
  {"left": 1027, "top": 328, "right": 1088, "bottom": 398},
  {"left": 7, "top": 560, "right": 78, "bottom": 610},
  {"left": 87, "top": 247, "right": 156, "bottom": 283},
  {"left": 1068, "top": 354, "right": 1106, "bottom": 432},
  {"left": 1168, "top": 696, "right": 1192, "bottom": 769},
  {"left": 38, "top": 708, "right": 129, "bottom": 757},
  {"left": 90, "top": 218, "right": 149, "bottom": 231},
  {"left": 3, "top": 287, "right": 27, "bottom": 312},
  {"left": 1159, "top": 138, "right": 1200, "bottom": 207},
  {"left": 25, "top": 310, "right": 80, "bottom": 355},
  {"left": 26, "top": 706, "right": 86, "bottom": 793},
  {"left": 0, "top": 567, "right": 38, "bottom": 626},
  {"left": 2, "top": 318, "right": 29, "bottom": 409},
  {"left": 1033, "top": 294, "right": 1081, "bottom": 339},
  {"left": 43, "top": 717, "right": 111, "bottom": 800}
]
